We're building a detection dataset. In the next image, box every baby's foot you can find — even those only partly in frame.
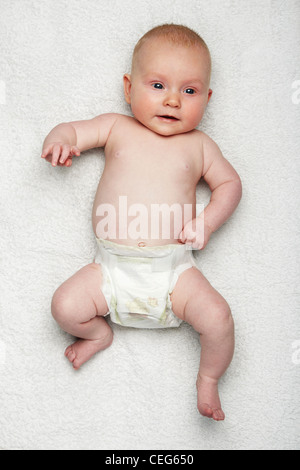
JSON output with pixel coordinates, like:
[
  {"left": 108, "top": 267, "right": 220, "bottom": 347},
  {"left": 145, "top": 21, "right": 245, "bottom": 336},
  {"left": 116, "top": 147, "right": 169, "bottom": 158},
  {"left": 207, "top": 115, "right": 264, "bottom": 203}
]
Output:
[
  {"left": 65, "top": 338, "right": 109, "bottom": 370},
  {"left": 196, "top": 374, "right": 225, "bottom": 421}
]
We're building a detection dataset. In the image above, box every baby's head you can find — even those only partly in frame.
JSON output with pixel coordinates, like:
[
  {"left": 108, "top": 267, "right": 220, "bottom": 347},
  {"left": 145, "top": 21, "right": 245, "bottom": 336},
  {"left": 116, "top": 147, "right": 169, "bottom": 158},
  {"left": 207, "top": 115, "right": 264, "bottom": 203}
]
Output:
[
  {"left": 124, "top": 24, "right": 212, "bottom": 136},
  {"left": 131, "top": 24, "right": 211, "bottom": 80}
]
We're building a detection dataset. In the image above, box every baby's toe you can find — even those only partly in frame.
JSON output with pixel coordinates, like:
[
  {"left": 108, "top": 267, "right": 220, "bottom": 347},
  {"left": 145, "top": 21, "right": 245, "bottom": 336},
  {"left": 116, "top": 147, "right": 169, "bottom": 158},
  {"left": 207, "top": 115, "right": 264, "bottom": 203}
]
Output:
[
  {"left": 212, "top": 408, "right": 225, "bottom": 421},
  {"left": 65, "top": 345, "right": 76, "bottom": 362},
  {"left": 198, "top": 403, "right": 214, "bottom": 418}
]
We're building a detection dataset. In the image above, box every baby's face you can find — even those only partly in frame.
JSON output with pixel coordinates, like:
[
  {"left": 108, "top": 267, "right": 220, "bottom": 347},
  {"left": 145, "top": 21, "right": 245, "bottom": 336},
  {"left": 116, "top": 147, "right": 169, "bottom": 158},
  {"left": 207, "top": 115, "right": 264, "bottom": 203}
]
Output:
[{"left": 124, "top": 39, "right": 212, "bottom": 136}]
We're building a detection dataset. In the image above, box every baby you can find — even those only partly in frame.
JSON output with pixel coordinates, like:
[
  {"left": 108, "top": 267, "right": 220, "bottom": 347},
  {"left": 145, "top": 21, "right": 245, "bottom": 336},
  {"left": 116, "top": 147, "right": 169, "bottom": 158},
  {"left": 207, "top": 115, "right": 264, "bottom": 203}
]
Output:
[{"left": 42, "top": 24, "right": 242, "bottom": 421}]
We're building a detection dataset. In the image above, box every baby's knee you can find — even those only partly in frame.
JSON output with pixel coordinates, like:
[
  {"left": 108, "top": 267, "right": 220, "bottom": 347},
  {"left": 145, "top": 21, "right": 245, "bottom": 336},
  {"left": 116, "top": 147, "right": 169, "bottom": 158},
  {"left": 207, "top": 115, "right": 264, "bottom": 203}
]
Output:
[
  {"left": 51, "top": 286, "right": 74, "bottom": 326},
  {"left": 215, "top": 301, "right": 233, "bottom": 336},
  {"left": 213, "top": 298, "right": 232, "bottom": 324},
  {"left": 187, "top": 293, "right": 233, "bottom": 334},
  {"left": 208, "top": 299, "right": 234, "bottom": 339}
]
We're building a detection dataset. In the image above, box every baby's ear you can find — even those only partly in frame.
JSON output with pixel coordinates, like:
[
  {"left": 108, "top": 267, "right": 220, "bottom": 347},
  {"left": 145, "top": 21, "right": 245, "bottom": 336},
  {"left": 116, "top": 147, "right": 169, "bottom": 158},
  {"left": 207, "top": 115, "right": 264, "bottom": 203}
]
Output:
[
  {"left": 207, "top": 88, "right": 213, "bottom": 103},
  {"left": 123, "top": 74, "right": 132, "bottom": 104}
]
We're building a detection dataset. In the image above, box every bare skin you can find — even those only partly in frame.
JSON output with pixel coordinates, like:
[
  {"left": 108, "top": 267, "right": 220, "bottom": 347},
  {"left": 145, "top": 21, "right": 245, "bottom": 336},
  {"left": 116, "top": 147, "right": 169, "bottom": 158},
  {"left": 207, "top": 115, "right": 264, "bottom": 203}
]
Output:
[{"left": 43, "top": 38, "right": 242, "bottom": 420}]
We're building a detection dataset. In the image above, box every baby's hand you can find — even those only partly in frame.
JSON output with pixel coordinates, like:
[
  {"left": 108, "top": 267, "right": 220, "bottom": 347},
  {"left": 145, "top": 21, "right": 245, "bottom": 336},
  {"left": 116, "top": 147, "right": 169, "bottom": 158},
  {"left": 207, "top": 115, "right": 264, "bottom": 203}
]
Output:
[
  {"left": 41, "top": 143, "right": 80, "bottom": 167},
  {"left": 179, "top": 217, "right": 213, "bottom": 250}
]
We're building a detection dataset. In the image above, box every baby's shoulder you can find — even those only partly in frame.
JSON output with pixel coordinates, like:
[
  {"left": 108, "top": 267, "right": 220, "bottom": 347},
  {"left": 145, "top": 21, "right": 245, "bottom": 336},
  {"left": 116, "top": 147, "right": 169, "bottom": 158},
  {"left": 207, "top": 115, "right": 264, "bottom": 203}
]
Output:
[
  {"left": 92, "top": 112, "right": 133, "bottom": 126},
  {"left": 91, "top": 113, "right": 136, "bottom": 141},
  {"left": 100, "top": 113, "right": 134, "bottom": 124},
  {"left": 192, "top": 129, "right": 215, "bottom": 145},
  {"left": 193, "top": 130, "right": 222, "bottom": 155},
  {"left": 101, "top": 113, "right": 138, "bottom": 131}
]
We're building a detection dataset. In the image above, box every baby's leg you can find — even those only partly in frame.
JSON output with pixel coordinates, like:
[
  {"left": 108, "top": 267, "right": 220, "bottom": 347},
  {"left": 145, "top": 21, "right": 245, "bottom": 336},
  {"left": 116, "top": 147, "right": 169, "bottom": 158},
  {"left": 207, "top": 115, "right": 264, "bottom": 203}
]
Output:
[
  {"left": 51, "top": 263, "right": 112, "bottom": 369},
  {"left": 171, "top": 267, "right": 234, "bottom": 421}
]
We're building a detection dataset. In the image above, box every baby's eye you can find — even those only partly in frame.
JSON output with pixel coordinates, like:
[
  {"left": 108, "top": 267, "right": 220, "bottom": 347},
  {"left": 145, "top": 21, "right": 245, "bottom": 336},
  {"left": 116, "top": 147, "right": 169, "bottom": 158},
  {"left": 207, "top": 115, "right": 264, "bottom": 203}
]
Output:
[
  {"left": 152, "top": 83, "right": 164, "bottom": 90},
  {"left": 184, "top": 88, "right": 196, "bottom": 95}
]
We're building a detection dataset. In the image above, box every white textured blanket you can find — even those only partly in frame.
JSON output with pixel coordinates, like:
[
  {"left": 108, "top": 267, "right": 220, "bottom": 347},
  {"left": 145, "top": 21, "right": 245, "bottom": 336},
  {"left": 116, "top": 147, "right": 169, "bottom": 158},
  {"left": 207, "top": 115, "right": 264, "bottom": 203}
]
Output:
[{"left": 0, "top": 0, "right": 299, "bottom": 450}]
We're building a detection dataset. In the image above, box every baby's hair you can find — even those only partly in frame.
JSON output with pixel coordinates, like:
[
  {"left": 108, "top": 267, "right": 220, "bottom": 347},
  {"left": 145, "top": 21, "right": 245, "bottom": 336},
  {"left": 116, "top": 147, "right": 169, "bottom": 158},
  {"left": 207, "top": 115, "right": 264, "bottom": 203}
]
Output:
[{"left": 131, "top": 23, "right": 211, "bottom": 75}]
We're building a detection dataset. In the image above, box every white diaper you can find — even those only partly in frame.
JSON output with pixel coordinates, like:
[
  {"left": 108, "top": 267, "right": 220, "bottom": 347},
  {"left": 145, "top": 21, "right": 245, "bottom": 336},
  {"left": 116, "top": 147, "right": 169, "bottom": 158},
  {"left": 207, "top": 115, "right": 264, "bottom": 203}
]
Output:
[{"left": 94, "top": 238, "right": 196, "bottom": 329}]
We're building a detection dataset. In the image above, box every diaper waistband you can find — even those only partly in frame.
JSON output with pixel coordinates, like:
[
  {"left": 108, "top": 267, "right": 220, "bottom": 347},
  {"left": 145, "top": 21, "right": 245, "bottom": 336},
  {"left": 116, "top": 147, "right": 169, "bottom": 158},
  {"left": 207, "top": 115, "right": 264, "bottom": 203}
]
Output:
[
  {"left": 95, "top": 238, "right": 193, "bottom": 273},
  {"left": 96, "top": 238, "right": 188, "bottom": 258}
]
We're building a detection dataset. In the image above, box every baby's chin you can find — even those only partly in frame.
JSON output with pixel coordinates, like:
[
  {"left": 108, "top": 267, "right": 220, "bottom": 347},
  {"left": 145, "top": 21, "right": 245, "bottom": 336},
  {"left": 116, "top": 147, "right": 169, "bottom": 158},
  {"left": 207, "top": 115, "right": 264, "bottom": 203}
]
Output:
[
  {"left": 152, "top": 127, "right": 196, "bottom": 137},
  {"left": 138, "top": 119, "right": 195, "bottom": 137}
]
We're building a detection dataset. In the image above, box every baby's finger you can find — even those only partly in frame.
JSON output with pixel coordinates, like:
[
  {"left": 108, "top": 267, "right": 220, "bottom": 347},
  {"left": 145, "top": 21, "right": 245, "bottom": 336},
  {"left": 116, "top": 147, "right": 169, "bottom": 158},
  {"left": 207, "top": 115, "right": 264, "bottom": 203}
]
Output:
[
  {"left": 178, "top": 230, "right": 186, "bottom": 244},
  {"left": 71, "top": 146, "right": 80, "bottom": 157},
  {"left": 59, "top": 145, "right": 71, "bottom": 164},
  {"left": 41, "top": 144, "right": 52, "bottom": 158},
  {"left": 51, "top": 143, "right": 62, "bottom": 167},
  {"left": 183, "top": 231, "right": 196, "bottom": 246},
  {"left": 64, "top": 158, "right": 73, "bottom": 167}
]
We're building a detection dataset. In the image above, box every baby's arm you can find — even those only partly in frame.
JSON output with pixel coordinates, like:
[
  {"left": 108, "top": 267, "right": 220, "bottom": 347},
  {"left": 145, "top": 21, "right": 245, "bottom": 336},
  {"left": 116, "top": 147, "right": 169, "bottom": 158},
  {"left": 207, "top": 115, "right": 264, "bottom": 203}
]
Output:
[
  {"left": 180, "top": 134, "right": 242, "bottom": 249},
  {"left": 41, "top": 113, "right": 119, "bottom": 166},
  {"left": 201, "top": 135, "right": 242, "bottom": 233}
]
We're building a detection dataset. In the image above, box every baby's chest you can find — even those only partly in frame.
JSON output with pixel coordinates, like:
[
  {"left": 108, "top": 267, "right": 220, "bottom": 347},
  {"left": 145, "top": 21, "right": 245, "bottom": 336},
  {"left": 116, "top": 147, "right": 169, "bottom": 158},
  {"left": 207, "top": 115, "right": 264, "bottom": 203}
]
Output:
[{"left": 110, "top": 143, "right": 200, "bottom": 185}]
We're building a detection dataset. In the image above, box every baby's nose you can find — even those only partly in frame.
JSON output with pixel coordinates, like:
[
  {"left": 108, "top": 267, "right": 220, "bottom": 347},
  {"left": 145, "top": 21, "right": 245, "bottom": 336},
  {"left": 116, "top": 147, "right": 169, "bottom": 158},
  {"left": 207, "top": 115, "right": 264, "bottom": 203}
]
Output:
[{"left": 164, "top": 91, "right": 181, "bottom": 108}]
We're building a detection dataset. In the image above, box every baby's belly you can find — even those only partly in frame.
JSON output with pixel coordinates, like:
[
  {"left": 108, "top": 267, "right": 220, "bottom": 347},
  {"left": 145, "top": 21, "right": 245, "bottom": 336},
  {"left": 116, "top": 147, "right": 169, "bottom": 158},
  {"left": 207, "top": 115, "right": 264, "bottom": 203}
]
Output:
[{"left": 92, "top": 187, "right": 196, "bottom": 247}]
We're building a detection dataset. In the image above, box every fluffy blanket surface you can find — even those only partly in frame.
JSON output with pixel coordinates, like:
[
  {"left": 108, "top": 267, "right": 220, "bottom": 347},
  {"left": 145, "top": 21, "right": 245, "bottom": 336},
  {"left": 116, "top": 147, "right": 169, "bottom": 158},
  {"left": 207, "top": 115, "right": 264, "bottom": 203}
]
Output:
[{"left": 0, "top": 0, "right": 299, "bottom": 450}]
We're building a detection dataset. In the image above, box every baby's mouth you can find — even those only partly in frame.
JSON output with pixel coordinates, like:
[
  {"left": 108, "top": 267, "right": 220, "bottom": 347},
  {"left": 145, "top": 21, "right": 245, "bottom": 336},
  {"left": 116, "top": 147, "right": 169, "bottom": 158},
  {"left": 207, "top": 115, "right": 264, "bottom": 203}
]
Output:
[{"left": 157, "top": 115, "right": 179, "bottom": 121}]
